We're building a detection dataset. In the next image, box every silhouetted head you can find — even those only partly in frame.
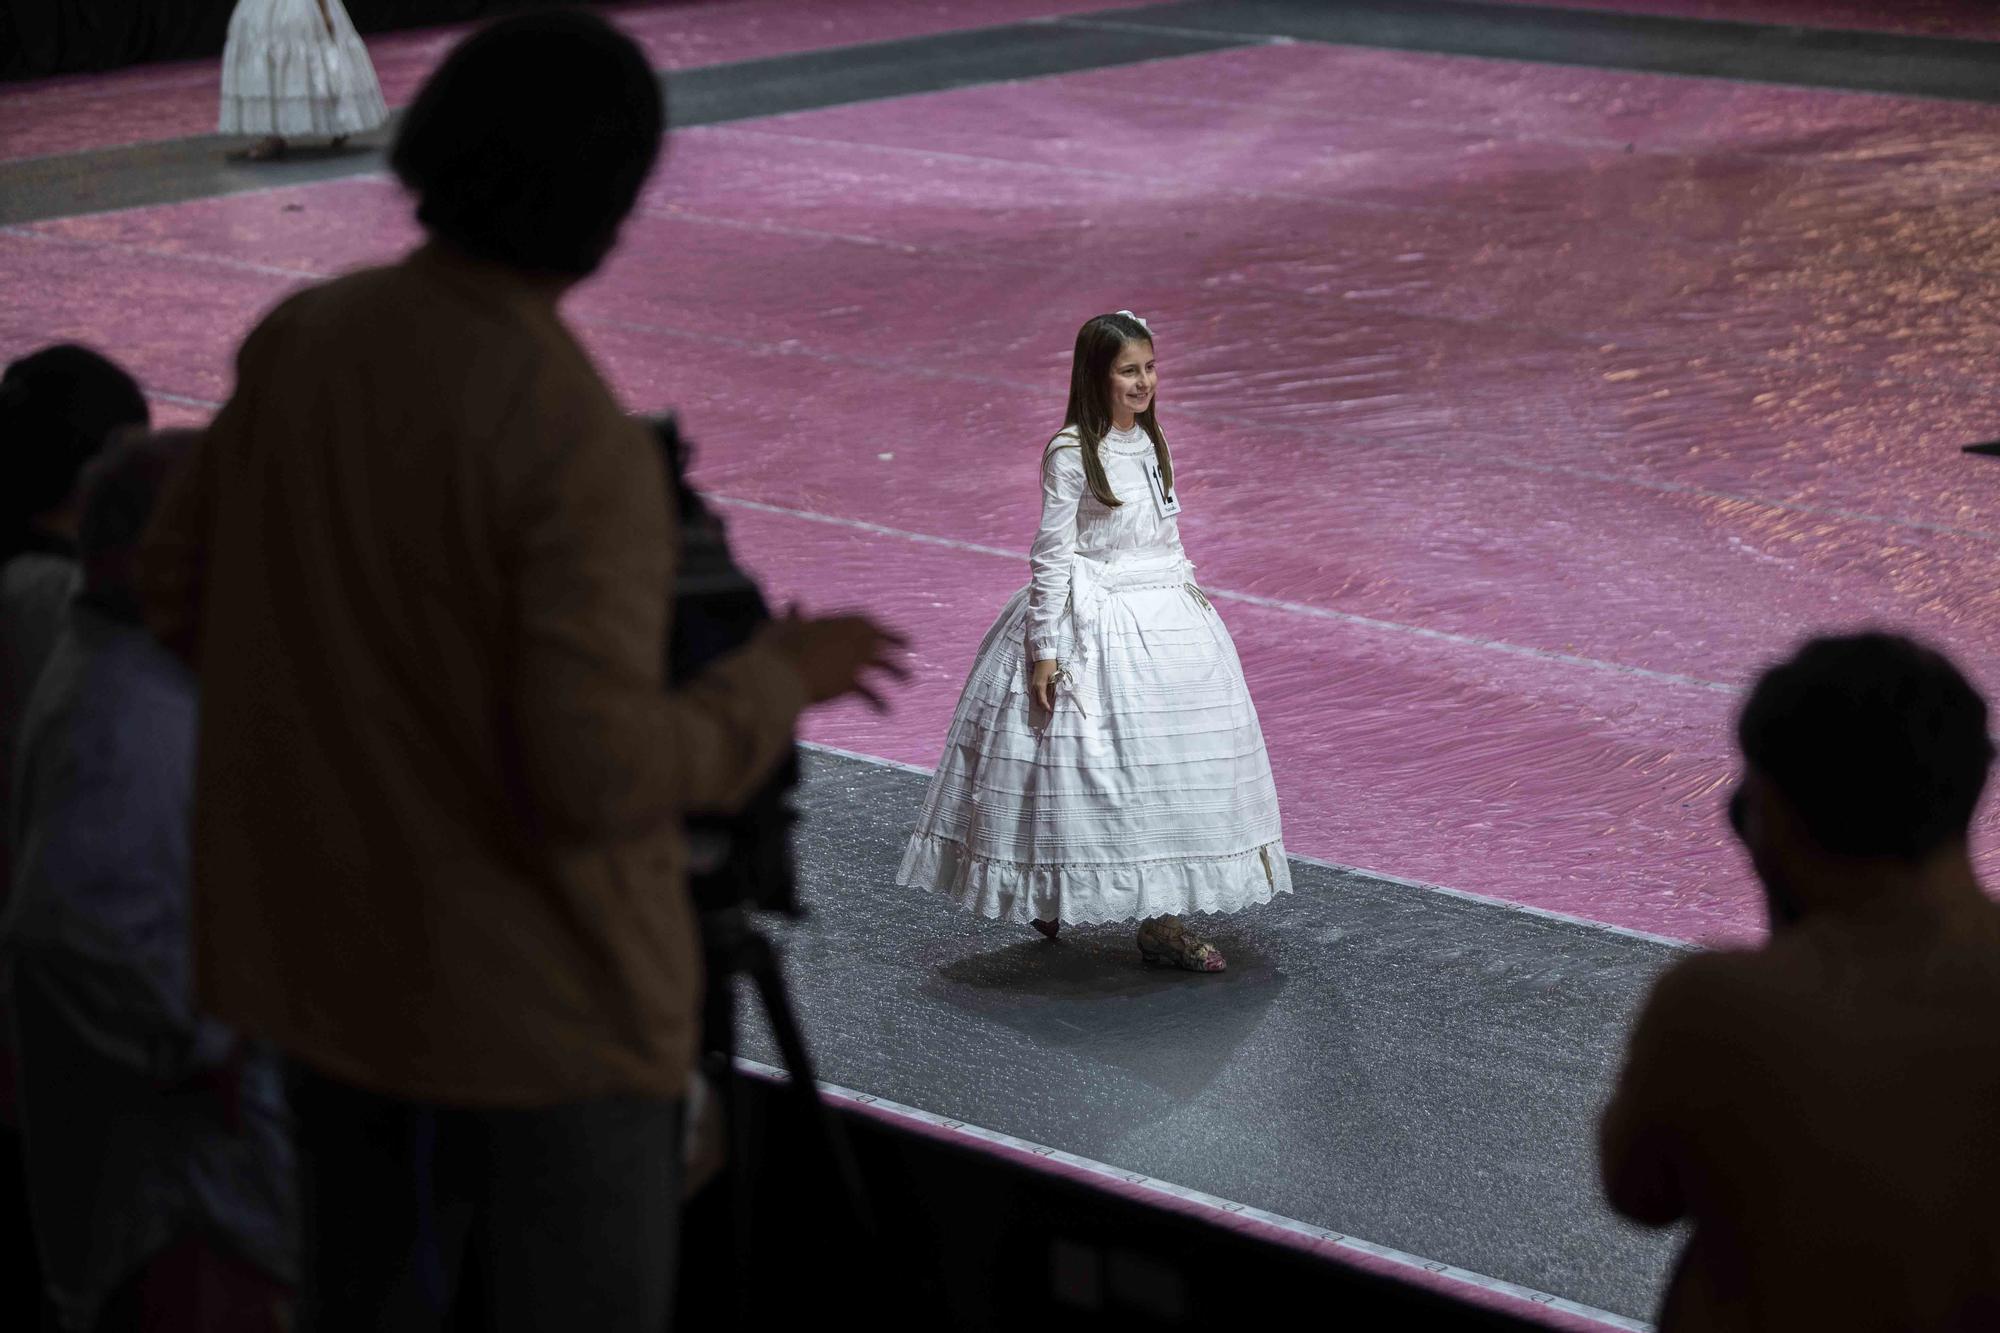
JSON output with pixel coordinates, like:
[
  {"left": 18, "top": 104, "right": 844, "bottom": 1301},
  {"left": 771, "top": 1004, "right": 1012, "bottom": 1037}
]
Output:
[
  {"left": 0, "top": 344, "right": 149, "bottom": 561},
  {"left": 76, "top": 428, "right": 196, "bottom": 623},
  {"left": 391, "top": 12, "right": 665, "bottom": 278},
  {"left": 1731, "top": 632, "right": 1993, "bottom": 921}
]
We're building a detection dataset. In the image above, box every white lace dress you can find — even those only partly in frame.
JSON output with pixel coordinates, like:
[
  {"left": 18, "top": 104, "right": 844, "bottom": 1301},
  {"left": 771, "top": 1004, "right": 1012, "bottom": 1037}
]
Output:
[
  {"left": 898, "top": 424, "right": 1291, "bottom": 925},
  {"left": 219, "top": 0, "right": 388, "bottom": 139}
]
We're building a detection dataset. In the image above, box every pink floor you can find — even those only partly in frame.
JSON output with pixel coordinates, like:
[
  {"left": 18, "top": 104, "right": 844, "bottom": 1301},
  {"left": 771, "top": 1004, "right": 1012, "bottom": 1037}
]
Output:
[
  {"left": 0, "top": 0, "right": 1155, "bottom": 162},
  {"left": 7, "top": 34, "right": 2000, "bottom": 946},
  {"left": 9, "top": 0, "right": 1998, "bottom": 164}
]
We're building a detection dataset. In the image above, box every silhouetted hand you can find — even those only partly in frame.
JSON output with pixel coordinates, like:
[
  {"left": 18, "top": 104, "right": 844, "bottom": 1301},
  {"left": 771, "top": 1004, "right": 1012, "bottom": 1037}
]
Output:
[
  {"left": 178, "top": 1035, "right": 247, "bottom": 1133},
  {"left": 766, "top": 610, "right": 909, "bottom": 712}
]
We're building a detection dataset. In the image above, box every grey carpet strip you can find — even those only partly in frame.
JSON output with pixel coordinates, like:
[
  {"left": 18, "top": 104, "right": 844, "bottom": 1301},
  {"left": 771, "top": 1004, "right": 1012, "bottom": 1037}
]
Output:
[
  {"left": 1095, "top": 0, "right": 2000, "bottom": 102},
  {"left": 748, "top": 747, "right": 1686, "bottom": 1321}
]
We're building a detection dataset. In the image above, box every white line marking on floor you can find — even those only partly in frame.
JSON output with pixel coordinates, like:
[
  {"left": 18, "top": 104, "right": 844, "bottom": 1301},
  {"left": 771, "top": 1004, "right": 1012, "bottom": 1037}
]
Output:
[
  {"left": 89, "top": 386, "right": 1745, "bottom": 698},
  {"left": 79, "top": 384, "right": 1740, "bottom": 697},
  {"left": 145, "top": 390, "right": 225, "bottom": 410},
  {"left": 724, "top": 496, "right": 1737, "bottom": 692}
]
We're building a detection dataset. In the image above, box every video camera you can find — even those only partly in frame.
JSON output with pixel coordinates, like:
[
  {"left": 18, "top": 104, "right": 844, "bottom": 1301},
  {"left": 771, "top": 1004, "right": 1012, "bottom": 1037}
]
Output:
[{"left": 649, "top": 415, "right": 802, "bottom": 918}]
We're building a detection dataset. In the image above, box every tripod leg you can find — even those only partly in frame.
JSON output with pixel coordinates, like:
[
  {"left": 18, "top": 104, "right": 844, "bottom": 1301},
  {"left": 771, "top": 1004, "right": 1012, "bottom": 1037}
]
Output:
[
  {"left": 704, "top": 976, "right": 755, "bottom": 1325},
  {"left": 742, "top": 935, "right": 878, "bottom": 1239}
]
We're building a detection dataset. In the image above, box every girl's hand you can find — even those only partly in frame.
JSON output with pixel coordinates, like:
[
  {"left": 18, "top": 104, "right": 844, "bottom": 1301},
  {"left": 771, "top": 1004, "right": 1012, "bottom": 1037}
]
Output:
[{"left": 1031, "top": 658, "right": 1063, "bottom": 711}]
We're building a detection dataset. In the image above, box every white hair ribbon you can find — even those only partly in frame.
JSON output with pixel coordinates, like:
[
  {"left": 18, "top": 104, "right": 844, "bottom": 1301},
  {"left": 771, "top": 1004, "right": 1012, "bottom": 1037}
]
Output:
[{"left": 1115, "top": 309, "right": 1152, "bottom": 334}]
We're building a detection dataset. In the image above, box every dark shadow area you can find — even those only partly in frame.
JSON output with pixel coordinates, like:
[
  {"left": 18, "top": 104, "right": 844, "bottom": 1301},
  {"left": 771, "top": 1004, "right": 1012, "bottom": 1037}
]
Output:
[
  {"left": 678, "top": 1067, "right": 1567, "bottom": 1330},
  {"left": 933, "top": 937, "right": 1289, "bottom": 1097}
]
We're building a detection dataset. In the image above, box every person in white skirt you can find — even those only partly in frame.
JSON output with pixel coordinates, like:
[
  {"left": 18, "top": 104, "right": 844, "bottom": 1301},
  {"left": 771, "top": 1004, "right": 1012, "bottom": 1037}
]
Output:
[
  {"left": 220, "top": 0, "right": 389, "bottom": 161},
  {"left": 898, "top": 310, "right": 1290, "bottom": 972}
]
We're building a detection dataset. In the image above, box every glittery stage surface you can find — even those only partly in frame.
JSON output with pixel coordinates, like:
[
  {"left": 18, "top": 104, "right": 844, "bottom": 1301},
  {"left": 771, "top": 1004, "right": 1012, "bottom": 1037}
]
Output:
[
  {"left": 8, "top": 3, "right": 2000, "bottom": 1321},
  {"left": 11, "top": 12, "right": 1997, "bottom": 944},
  {"left": 0, "top": 0, "right": 1158, "bottom": 162}
]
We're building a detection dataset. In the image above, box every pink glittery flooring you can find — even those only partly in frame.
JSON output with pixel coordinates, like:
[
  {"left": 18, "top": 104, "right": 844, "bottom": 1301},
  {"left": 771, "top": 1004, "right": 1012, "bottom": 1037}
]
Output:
[
  {"left": 7, "top": 34, "right": 2000, "bottom": 946},
  {"left": 0, "top": 0, "right": 1156, "bottom": 162}
]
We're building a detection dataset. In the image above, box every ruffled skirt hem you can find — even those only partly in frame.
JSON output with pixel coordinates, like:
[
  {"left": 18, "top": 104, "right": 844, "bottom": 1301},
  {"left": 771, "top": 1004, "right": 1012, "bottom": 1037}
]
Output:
[
  {"left": 897, "top": 829, "right": 1293, "bottom": 926},
  {"left": 219, "top": 4, "right": 388, "bottom": 137}
]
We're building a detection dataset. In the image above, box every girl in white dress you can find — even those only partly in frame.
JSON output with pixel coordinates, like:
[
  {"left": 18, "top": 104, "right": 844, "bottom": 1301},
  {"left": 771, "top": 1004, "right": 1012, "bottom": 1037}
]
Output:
[
  {"left": 219, "top": 0, "right": 389, "bottom": 160},
  {"left": 898, "top": 311, "right": 1290, "bottom": 972}
]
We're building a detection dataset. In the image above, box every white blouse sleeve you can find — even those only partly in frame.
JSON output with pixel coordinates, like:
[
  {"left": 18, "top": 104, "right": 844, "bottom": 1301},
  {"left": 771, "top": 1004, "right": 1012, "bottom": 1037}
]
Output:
[{"left": 1027, "top": 440, "right": 1085, "bottom": 663}]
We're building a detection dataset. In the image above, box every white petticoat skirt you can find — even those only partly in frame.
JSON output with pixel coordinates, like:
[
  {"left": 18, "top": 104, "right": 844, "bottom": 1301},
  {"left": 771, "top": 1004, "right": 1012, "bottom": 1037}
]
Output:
[
  {"left": 219, "top": 0, "right": 389, "bottom": 138},
  {"left": 898, "top": 550, "right": 1291, "bottom": 926}
]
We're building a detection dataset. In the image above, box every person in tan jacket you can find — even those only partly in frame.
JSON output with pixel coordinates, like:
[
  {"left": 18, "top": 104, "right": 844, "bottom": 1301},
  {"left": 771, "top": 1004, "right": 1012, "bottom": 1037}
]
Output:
[
  {"left": 138, "top": 13, "right": 901, "bottom": 1331},
  {"left": 1600, "top": 632, "right": 2000, "bottom": 1332}
]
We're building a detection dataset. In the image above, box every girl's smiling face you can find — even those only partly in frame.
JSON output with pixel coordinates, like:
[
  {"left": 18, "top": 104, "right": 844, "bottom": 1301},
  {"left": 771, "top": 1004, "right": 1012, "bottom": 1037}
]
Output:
[{"left": 1107, "top": 339, "right": 1156, "bottom": 423}]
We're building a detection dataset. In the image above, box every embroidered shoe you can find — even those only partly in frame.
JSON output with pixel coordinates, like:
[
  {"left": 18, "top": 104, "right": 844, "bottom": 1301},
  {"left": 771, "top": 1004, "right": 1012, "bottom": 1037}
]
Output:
[{"left": 1136, "top": 917, "right": 1226, "bottom": 973}]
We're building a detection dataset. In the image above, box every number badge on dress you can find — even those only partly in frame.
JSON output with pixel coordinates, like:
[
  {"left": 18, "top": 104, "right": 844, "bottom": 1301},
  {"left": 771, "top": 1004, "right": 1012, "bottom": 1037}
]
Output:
[{"left": 1142, "top": 457, "right": 1182, "bottom": 517}]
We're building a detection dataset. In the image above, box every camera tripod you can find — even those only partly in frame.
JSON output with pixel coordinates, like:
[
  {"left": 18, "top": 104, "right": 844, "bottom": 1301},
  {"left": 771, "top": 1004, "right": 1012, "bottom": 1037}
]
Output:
[{"left": 694, "top": 904, "right": 878, "bottom": 1320}]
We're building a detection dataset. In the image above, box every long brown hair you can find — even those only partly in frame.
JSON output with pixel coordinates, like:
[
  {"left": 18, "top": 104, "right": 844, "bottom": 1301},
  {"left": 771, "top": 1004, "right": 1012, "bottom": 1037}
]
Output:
[{"left": 1059, "top": 312, "right": 1171, "bottom": 508}]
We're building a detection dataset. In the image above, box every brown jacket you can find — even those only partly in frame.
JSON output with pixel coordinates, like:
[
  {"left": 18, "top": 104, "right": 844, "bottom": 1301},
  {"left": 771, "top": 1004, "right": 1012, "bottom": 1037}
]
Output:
[
  {"left": 140, "top": 247, "right": 803, "bottom": 1105},
  {"left": 1601, "top": 891, "right": 2000, "bottom": 1331}
]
